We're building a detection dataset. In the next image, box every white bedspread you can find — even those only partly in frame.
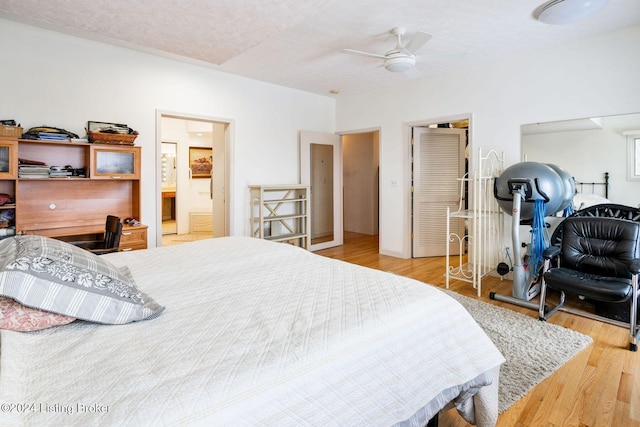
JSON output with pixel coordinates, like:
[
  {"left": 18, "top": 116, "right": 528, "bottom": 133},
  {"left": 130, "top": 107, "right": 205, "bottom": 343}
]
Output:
[{"left": 0, "top": 237, "right": 504, "bottom": 426}]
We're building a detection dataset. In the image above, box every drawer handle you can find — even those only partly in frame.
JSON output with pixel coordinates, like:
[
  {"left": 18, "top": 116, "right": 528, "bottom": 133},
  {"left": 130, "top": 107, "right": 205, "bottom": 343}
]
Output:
[
  {"left": 122, "top": 231, "right": 132, "bottom": 236},
  {"left": 110, "top": 176, "right": 122, "bottom": 179},
  {"left": 121, "top": 247, "right": 133, "bottom": 252}
]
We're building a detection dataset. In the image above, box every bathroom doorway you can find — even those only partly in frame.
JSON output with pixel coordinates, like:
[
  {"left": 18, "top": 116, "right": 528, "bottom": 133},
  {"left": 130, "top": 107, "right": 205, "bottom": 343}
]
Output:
[{"left": 157, "top": 112, "right": 231, "bottom": 246}]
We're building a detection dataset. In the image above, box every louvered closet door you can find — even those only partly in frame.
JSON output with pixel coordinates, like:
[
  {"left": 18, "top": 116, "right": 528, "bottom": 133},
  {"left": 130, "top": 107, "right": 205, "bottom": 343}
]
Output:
[{"left": 412, "top": 128, "right": 465, "bottom": 257}]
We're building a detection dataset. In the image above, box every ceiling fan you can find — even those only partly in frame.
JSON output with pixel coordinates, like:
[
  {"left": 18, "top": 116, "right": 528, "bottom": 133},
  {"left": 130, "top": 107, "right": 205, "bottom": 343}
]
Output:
[{"left": 341, "top": 27, "right": 433, "bottom": 73}]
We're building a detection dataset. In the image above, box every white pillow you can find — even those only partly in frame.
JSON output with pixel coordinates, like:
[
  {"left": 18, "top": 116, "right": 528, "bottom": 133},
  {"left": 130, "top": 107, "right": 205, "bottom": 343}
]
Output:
[{"left": 0, "top": 235, "right": 164, "bottom": 324}]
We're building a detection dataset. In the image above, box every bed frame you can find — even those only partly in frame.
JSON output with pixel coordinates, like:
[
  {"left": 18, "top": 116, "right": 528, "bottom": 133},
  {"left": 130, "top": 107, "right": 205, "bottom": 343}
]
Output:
[{"left": 575, "top": 171, "right": 609, "bottom": 199}]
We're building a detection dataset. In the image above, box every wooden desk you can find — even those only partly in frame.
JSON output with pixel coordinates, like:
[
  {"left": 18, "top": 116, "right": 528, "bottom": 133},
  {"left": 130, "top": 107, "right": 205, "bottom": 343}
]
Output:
[{"left": 50, "top": 223, "right": 148, "bottom": 252}]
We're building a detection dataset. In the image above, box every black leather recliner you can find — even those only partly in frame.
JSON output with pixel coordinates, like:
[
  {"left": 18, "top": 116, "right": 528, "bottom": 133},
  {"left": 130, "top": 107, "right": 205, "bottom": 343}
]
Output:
[{"left": 538, "top": 216, "right": 640, "bottom": 351}]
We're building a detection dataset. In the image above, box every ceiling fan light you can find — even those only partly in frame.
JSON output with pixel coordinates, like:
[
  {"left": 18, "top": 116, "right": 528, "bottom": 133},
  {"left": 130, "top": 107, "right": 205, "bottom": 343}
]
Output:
[
  {"left": 384, "top": 56, "right": 415, "bottom": 72},
  {"left": 534, "top": 0, "right": 608, "bottom": 25}
]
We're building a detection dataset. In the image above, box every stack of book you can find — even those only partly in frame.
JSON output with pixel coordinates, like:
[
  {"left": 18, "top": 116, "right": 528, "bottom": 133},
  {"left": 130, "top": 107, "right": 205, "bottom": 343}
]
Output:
[
  {"left": 49, "top": 167, "right": 72, "bottom": 178},
  {"left": 38, "top": 132, "right": 69, "bottom": 141},
  {"left": 18, "top": 165, "right": 50, "bottom": 178}
]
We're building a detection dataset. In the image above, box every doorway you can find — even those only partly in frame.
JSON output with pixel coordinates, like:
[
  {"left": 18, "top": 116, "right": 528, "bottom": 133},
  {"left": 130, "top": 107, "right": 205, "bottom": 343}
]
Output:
[
  {"left": 411, "top": 118, "right": 469, "bottom": 258},
  {"left": 156, "top": 112, "right": 231, "bottom": 247},
  {"left": 300, "top": 129, "right": 379, "bottom": 251},
  {"left": 342, "top": 132, "right": 379, "bottom": 238}
]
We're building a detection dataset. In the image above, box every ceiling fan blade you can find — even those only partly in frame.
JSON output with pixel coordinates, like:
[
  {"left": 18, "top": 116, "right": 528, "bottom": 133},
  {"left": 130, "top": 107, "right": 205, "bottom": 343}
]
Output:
[
  {"left": 340, "top": 49, "right": 386, "bottom": 60},
  {"left": 404, "top": 31, "right": 433, "bottom": 53}
]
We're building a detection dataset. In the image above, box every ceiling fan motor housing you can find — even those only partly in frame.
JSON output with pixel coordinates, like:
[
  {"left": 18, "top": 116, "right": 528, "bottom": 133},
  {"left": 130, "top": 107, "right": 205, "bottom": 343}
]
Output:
[{"left": 384, "top": 51, "right": 416, "bottom": 72}]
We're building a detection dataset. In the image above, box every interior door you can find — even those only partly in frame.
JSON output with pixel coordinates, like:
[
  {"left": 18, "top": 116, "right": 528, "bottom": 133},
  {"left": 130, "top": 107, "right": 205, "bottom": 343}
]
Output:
[
  {"left": 412, "top": 127, "right": 466, "bottom": 257},
  {"left": 300, "top": 130, "right": 343, "bottom": 251}
]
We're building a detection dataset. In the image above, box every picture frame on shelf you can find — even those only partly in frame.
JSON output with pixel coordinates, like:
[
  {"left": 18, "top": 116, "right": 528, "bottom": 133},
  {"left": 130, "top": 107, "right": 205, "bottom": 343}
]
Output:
[
  {"left": 189, "top": 147, "right": 212, "bottom": 178},
  {"left": 95, "top": 150, "right": 135, "bottom": 175}
]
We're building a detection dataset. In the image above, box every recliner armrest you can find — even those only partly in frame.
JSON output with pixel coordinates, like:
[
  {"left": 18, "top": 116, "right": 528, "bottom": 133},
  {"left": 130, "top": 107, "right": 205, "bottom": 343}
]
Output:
[
  {"left": 543, "top": 246, "right": 561, "bottom": 260},
  {"left": 630, "top": 258, "right": 640, "bottom": 275}
]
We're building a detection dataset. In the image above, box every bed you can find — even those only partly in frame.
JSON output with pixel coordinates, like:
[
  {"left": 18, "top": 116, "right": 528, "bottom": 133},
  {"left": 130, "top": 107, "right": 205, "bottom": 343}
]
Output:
[{"left": 0, "top": 235, "right": 505, "bottom": 426}]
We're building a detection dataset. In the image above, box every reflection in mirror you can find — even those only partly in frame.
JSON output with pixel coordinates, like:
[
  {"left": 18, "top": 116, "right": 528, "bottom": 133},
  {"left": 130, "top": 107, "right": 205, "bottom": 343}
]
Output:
[
  {"left": 310, "top": 143, "right": 334, "bottom": 245},
  {"left": 161, "top": 142, "right": 177, "bottom": 235},
  {"left": 521, "top": 113, "right": 640, "bottom": 209}
]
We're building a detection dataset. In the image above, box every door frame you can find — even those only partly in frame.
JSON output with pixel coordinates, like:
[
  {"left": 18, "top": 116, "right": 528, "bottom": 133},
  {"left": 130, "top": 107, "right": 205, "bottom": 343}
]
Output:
[
  {"left": 336, "top": 126, "right": 384, "bottom": 254},
  {"left": 155, "top": 109, "right": 234, "bottom": 247},
  {"left": 404, "top": 114, "right": 472, "bottom": 258}
]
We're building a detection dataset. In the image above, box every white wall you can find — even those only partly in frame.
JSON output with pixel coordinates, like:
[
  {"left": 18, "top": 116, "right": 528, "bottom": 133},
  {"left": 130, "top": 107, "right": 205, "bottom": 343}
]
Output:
[
  {"left": 4, "top": 18, "right": 639, "bottom": 257},
  {"left": 336, "top": 25, "right": 640, "bottom": 258},
  {"left": 0, "top": 19, "right": 336, "bottom": 246}
]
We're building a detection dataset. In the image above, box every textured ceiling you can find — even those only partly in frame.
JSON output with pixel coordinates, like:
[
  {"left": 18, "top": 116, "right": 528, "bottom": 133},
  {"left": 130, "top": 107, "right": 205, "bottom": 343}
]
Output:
[{"left": 1, "top": 0, "right": 639, "bottom": 96}]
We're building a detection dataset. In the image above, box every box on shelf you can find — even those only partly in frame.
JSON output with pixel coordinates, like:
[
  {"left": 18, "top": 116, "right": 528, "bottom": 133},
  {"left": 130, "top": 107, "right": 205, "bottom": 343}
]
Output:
[
  {"left": 87, "top": 121, "right": 137, "bottom": 145},
  {"left": 0, "top": 125, "right": 22, "bottom": 138},
  {"left": 88, "top": 132, "right": 137, "bottom": 145}
]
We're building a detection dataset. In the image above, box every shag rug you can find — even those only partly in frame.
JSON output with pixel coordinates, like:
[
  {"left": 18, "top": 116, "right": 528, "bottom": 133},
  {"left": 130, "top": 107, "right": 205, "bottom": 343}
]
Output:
[{"left": 444, "top": 290, "right": 593, "bottom": 413}]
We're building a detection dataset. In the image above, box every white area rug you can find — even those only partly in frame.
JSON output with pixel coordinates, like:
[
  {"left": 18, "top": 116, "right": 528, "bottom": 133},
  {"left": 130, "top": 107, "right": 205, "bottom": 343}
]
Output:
[{"left": 444, "top": 290, "right": 593, "bottom": 413}]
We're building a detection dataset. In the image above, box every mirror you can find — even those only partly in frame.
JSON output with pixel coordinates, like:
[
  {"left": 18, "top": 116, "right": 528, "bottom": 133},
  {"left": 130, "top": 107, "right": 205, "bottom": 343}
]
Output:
[
  {"left": 161, "top": 142, "right": 177, "bottom": 235},
  {"left": 521, "top": 113, "right": 640, "bottom": 209},
  {"left": 310, "top": 143, "right": 334, "bottom": 245}
]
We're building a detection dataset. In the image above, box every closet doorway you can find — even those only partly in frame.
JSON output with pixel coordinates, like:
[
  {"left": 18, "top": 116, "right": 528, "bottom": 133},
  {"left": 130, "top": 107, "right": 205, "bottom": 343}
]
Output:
[
  {"left": 411, "top": 117, "right": 469, "bottom": 258},
  {"left": 157, "top": 112, "right": 231, "bottom": 246},
  {"left": 342, "top": 131, "right": 379, "bottom": 239}
]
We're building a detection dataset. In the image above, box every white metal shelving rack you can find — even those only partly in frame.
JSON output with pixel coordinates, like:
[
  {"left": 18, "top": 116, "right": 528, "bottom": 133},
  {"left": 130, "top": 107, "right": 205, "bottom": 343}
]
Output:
[
  {"left": 249, "top": 184, "right": 310, "bottom": 249},
  {"left": 446, "top": 149, "right": 504, "bottom": 296}
]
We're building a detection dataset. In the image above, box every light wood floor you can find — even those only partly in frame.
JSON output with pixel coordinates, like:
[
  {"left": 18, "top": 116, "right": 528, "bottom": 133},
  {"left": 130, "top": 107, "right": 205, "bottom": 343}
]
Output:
[
  {"left": 315, "top": 232, "right": 640, "bottom": 427},
  {"left": 161, "top": 231, "right": 211, "bottom": 246},
  {"left": 161, "top": 220, "right": 212, "bottom": 246}
]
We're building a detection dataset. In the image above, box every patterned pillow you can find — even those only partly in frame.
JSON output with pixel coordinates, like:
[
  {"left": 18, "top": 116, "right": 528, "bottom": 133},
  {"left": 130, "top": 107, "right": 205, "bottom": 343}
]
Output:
[
  {"left": 0, "top": 296, "right": 75, "bottom": 331},
  {"left": 0, "top": 235, "right": 164, "bottom": 324}
]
